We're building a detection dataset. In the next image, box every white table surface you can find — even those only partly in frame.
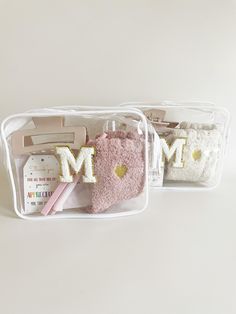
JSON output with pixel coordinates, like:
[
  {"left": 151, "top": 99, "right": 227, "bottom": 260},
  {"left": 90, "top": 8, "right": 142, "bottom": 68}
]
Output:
[{"left": 0, "top": 1, "right": 236, "bottom": 313}]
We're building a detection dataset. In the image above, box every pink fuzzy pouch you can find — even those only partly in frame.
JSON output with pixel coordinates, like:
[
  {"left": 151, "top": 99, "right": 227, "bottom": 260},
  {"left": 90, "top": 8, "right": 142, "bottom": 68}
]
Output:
[{"left": 88, "top": 130, "right": 145, "bottom": 213}]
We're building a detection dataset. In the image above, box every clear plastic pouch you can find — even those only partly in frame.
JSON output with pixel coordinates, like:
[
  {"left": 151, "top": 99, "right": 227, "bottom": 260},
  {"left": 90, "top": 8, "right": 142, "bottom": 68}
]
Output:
[
  {"left": 1, "top": 107, "right": 149, "bottom": 219},
  {"left": 121, "top": 101, "right": 230, "bottom": 189}
]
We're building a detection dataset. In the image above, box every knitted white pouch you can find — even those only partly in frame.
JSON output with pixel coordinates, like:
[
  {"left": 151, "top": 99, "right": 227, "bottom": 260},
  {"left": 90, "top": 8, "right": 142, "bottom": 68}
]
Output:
[
  {"left": 121, "top": 102, "right": 230, "bottom": 189},
  {"left": 164, "top": 122, "right": 222, "bottom": 183}
]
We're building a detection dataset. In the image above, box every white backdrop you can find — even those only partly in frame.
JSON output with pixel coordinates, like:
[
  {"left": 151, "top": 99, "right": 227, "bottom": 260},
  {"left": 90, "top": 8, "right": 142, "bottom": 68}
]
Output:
[{"left": 0, "top": 1, "right": 236, "bottom": 313}]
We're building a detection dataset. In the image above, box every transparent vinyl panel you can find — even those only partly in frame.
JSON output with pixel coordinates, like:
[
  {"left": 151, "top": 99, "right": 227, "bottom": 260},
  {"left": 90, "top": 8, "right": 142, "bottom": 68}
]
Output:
[
  {"left": 121, "top": 102, "right": 230, "bottom": 189},
  {"left": 1, "top": 107, "right": 149, "bottom": 219}
]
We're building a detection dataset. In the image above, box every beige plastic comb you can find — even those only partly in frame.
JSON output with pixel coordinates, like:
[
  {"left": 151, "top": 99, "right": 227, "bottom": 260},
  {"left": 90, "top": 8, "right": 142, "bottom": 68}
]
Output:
[{"left": 11, "top": 116, "right": 86, "bottom": 156}]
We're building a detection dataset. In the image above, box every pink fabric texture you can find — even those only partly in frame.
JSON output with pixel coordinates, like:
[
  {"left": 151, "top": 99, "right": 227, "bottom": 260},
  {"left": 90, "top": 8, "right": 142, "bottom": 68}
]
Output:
[{"left": 87, "top": 131, "right": 145, "bottom": 213}]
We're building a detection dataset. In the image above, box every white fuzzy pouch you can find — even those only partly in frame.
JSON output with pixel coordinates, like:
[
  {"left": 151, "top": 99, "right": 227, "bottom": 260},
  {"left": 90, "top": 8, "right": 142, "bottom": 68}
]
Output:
[
  {"left": 164, "top": 122, "right": 222, "bottom": 183},
  {"left": 121, "top": 102, "right": 230, "bottom": 188}
]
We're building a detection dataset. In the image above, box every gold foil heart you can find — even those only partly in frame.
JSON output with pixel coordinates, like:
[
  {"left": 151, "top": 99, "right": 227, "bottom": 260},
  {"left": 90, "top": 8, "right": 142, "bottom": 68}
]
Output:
[
  {"left": 192, "top": 149, "right": 202, "bottom": 161},
  {"left": 115, "top": 165, "right": 127, "bottom": 178}
]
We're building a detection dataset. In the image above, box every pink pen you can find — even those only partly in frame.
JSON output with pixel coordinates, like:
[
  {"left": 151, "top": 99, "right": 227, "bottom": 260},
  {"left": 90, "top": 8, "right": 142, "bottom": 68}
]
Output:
[
  {"left": 41, "top": 182, "right": 68, "bottom": 216},
  {"left": 51, "top": 175, "right": 81, "bottom": 214}
]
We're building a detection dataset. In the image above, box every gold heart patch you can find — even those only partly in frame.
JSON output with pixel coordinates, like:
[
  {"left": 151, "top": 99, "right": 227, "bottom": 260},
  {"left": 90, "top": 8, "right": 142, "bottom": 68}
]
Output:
[
  {"left": 192, "top": 149, "right": 202, "bottom": 161},
  {"left": 114, "top": 165, "right": 127, "bottom": 178}
]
